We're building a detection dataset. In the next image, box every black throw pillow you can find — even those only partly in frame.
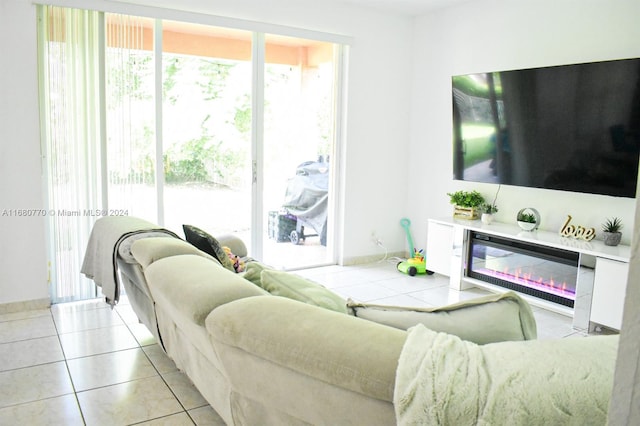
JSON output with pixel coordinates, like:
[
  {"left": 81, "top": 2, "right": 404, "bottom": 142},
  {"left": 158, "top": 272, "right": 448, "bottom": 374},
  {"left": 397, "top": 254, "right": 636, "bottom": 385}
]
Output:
[{"left": 182, "top": 224, "right": 236, "bottom": 272}]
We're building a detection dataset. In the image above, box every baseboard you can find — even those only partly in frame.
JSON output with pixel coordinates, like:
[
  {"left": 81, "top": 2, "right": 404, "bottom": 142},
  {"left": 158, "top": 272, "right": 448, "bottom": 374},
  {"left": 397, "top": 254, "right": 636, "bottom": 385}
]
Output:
[
  {"left": 0, "top": 298, "right": 51, "bottom": 315},
  {"left": 342, "top": 251, "right": 405, "bottom": 266}
]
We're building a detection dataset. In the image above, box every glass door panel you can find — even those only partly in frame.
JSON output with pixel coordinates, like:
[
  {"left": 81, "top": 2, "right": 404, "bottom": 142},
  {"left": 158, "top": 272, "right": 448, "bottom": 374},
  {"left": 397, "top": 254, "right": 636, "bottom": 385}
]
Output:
[
  {"left": 161, "top": 22, "right": 253, "bottom": 242},
  {"left": 105, "top": 15, "right": 157, "bottom": 222},
  {"left": 41, "top": 7, "right": 344, "bottom": 305},
  {"left": 261, "top": 35, "right": 337, "bottom": 269}
]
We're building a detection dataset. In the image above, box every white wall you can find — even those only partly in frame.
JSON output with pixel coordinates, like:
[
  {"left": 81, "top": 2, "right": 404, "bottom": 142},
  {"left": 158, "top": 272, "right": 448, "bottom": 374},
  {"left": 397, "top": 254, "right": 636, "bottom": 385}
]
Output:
[
  {"left": 410, "top": 0, "right": 640, "bottom": 250},
  {"left": 409, "top": 1, "right": 640, "bottom": 422},
  {"left": 0, "top": 0, "right": 414, "bottom": 305}
]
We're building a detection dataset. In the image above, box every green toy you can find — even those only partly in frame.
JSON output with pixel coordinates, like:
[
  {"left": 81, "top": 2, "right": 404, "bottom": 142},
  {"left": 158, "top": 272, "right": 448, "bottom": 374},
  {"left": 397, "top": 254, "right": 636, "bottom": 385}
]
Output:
[
  {"left": 397, "top": 218, "right": 434, "bottom": 276},
  {"left": 397, "top": 249, "right": 431, "bottom": 276}
]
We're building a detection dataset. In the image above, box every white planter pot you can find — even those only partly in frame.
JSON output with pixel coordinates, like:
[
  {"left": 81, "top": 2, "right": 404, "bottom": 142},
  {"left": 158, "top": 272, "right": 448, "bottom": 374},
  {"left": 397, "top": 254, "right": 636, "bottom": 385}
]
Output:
[
  {"left": 516, "top": 208, "right": 540, "bottom": 231},
  {"left": 517, "top": 220, "right": 538, "bottom": 231},
  {"left": 481, "top": 213, "right": 494, "bottom": 225}
]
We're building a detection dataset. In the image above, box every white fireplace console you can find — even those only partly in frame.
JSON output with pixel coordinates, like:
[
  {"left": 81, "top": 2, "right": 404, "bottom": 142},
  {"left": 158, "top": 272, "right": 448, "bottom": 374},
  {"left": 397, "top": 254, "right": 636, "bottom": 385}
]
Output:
[{"left": 427, "top": 218, "right": 631, "bottom": 331}]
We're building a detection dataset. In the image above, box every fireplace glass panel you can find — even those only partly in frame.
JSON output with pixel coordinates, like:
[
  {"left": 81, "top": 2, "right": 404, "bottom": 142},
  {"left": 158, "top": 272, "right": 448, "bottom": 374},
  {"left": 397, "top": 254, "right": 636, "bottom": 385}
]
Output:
[{"left": 467, "top": 232, "right": 579, "bottom": 307}]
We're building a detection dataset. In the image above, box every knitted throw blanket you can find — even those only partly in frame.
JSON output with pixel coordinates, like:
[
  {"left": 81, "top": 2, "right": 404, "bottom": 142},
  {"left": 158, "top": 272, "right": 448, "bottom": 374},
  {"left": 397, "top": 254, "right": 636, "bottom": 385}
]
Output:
[{"left": 394, "top": 324, "right": 618, "bottom": 425}]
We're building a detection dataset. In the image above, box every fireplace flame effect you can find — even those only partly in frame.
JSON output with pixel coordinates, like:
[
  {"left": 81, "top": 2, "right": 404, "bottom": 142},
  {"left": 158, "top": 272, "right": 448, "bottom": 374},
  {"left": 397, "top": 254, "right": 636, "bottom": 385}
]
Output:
[
  {"left": 469, "top": 235, "right": 579, "bottom": 307},
  {"left": 488, "top": 266, "right": 576, "bottom": 301}
]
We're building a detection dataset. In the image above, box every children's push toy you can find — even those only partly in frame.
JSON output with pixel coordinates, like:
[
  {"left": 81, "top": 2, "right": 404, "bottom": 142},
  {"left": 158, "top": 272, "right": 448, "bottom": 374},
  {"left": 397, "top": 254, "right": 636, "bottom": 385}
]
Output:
[
  {"left": 397, "top": 218, "right": 434, "bottom": 276},
  {"left": 397, "top": 248, "right": 430, "bottom": 276}
]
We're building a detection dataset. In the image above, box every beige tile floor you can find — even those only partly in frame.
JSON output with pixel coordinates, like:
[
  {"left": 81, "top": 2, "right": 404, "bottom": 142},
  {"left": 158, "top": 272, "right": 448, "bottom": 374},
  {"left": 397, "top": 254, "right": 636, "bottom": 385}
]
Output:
[
  {"left": 0, "top": 298, "right": 225, "bottom": 425},
  {"left": 0, "top": 260, "right": 608, "bottom": 425}
]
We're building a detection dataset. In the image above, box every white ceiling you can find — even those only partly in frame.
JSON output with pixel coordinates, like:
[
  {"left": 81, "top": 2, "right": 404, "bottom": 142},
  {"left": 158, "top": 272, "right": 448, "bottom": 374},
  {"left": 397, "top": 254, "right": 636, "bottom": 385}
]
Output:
[{"left": 336, "top": 0, "right": 472, "bottom": 16}]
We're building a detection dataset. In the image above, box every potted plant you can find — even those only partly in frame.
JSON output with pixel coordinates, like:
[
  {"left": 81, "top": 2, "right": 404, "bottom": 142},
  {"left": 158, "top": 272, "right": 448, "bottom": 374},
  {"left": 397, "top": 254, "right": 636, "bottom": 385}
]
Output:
[
  {"left": 480, "top": 185, "right": 501, "bottom": 225},
  {"left": 517, "top": 208, "right": 540, "bottom": 231},
  {"left": 447, "top": 190, "right": 485, "bottom": 220},
  {"left": 481, "top": 203, "right": 498, "bottom": 224},
  {"left": 602, "top": 217, "right": 623, "bottom": 246}
]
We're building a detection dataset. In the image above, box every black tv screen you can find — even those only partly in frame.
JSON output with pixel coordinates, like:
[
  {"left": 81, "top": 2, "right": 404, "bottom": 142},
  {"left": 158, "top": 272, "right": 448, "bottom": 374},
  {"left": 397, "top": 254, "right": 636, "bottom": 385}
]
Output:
[{"left": 452, "top": 58, "right": 640, "bottom": 198}]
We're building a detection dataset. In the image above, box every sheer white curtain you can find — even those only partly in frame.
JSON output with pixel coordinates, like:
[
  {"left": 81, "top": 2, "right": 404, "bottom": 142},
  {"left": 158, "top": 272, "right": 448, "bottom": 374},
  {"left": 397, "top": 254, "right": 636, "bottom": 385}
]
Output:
[
  {"left": 38, "top": 6, "right": 148, "bottom": 302},
  {"left": 105, "top": 14, "right": 155, "bottom": 221},
  {"left": 38, "top": 6, "right": 103, "bottom": 302}
]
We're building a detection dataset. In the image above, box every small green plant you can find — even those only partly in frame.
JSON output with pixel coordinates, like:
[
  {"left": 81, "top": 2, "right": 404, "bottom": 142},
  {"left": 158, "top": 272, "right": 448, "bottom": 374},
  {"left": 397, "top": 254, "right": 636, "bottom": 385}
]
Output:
[
  {"left": 482, "top": 184, "right": 501, "bottom": 214},
  {"left": 517, "top": 212, "right": 537, "bottom": 223},
  {"left": 447, "top": 190, "right": 485, "bottom": 208},
  {"left": 602, "top": 217, "right": 623, "bottom": 233},
  {"left": 482, "top": 203, "right": 499, "bottom": 214}
]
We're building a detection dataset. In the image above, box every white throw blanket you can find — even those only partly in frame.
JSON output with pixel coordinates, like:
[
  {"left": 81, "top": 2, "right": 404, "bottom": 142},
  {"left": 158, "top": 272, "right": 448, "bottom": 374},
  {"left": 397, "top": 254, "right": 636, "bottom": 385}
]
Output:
[
  {"left": 81, "top": 216, "right": 177, "bottom": 305},
  {"left": 394, "top": 324, "right": 618, "bottom": 425}
]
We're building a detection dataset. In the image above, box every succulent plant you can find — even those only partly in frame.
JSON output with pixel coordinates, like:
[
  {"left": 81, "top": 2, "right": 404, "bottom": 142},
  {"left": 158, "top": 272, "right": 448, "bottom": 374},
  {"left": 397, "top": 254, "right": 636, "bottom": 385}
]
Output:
[
  {"left": 602, "top": 217, "right": 623, "bottom": 233},
  {"left": 517, "top": 212, "right": 537, "bottom": 223}
]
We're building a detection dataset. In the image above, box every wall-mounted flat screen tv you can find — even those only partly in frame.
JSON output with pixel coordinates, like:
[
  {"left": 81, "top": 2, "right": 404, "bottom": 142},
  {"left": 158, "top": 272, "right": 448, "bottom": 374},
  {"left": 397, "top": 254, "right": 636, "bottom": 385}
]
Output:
[{"left": 452, "top": 58, "right": 640, "bottom": 198}]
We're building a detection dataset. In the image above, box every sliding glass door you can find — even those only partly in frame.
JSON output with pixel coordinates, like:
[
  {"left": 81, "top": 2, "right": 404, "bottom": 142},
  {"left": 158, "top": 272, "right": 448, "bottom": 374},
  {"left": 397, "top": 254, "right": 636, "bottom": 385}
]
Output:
[
  {"left": 39, "top": 6, "right": 343, "bottom": 302},
  {"left": 160, "top": 22, "right": 253, "bottom": 244},
  {"left": 106, "top": 15, "right": 157, "bottom": 222},
  {"left": 261, "top": 35, "right": 338, "bottom": 268}
]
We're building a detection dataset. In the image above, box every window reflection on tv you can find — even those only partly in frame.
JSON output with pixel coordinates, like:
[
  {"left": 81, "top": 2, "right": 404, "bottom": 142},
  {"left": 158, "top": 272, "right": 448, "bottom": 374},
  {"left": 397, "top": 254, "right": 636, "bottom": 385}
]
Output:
[{"left": 452, "top": 58, "right": 640, "bottom": 198}]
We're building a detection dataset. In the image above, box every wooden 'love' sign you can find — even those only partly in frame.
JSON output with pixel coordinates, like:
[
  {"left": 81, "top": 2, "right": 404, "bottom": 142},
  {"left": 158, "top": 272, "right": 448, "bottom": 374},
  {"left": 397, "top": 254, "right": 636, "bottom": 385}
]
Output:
[{"left": 559, "top": 215, "right": 596, "bottom": 241}]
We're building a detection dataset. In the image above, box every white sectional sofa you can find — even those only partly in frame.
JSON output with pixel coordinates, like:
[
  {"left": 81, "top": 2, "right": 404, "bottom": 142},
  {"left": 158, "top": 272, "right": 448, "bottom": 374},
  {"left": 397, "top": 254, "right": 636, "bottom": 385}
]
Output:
[{"left": 82, "top": 216, "right": 619, "bottom": 425}]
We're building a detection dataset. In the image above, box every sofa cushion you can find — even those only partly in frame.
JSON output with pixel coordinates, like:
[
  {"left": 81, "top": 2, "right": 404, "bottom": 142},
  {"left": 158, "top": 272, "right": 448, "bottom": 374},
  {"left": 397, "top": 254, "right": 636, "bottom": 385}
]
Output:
[
  {"left": 207, "top": 296, "right": 407, "bottom": 403},
  {"left": 347, "top": 291, "right": 536, "bottom": 344},
  {"left": 257, "top": 269, "right": 348, "bottom": 314},
  {"left": 182, "top": 224, "right": 236, "bottom": 272},
  {"left": 131, "top": 237, "right": 218, "bottom": 269},
  {"left": 117, "top": 232, "right": 175, "bottom": 264},
  {"left": 144, "top": 254, "right": 268, "bottom": 326}
]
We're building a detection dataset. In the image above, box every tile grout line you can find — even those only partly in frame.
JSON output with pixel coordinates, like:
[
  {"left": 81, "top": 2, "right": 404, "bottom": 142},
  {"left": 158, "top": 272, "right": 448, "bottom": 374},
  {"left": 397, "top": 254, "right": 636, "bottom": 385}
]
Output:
[
  {"left": 114, "top": 303, "right": 198, "bottom": 426},
  {"left": 52, "top": 300, "right": 192, "bottom": 425},
  {"left": 49, "top": 307, "right": 88, "bottom": 426}
]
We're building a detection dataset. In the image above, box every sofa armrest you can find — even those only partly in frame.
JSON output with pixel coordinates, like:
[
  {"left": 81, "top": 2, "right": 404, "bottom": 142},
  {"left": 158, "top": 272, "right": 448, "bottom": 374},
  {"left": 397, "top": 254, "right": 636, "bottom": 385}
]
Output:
[
  {"left": 215, "top": 234, "right": 248, "bottom": 258},
  {"left": 206, "top": 296, "right": 407, "bottom": 403}
]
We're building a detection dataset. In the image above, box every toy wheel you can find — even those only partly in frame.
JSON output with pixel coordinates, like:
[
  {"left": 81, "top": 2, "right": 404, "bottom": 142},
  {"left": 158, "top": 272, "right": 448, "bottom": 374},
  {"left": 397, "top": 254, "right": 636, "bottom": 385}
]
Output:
[
  {"left": 426, "top": 270, "right": 435, "bottom": 275},
  {"left": 408, "top": 266, "right": 417, "bottom": 276},
  {"left": 290, "top": 230, "right": 302, "bottom": 245}
]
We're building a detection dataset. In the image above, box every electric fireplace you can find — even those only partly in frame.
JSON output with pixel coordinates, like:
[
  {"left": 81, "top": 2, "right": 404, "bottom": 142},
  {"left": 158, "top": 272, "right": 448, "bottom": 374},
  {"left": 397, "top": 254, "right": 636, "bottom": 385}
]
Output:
[{"left": 466, "top": 232, "right": 579, "bottom": 308}]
